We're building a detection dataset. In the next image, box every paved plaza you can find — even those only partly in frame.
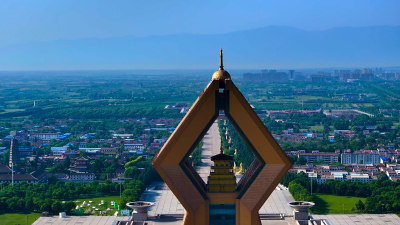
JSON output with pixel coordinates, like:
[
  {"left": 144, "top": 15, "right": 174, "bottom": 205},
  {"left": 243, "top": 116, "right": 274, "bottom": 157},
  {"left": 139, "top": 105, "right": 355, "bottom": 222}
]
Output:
[
  {"left": 312, "top": 214, "right": 400, "bottom": 225},
  {"left": 142, "top": 182, "right": 295, "bottom": 217},
  {"left": 197, "top": 121, "right": 220, "bottom": 182},
  {"left": 33, "top": 214, "right": 400, "bottom": 225}
]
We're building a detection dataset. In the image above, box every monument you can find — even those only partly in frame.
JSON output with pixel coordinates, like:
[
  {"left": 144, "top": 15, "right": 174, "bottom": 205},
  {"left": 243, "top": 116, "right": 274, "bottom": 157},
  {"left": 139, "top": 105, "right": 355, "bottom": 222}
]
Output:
[{"left": 153, "top": 49, "right": 292, "bottom": 225}]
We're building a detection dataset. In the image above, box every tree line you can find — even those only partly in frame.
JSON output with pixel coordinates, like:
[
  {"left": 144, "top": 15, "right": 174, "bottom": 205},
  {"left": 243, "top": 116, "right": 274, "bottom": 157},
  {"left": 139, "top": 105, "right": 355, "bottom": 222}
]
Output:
[
  {"left": 0, "top": 156, "right": 160, "bottom": 215},
  {"left": 218, "top": 120, "right": 254, "bottom": 169}
]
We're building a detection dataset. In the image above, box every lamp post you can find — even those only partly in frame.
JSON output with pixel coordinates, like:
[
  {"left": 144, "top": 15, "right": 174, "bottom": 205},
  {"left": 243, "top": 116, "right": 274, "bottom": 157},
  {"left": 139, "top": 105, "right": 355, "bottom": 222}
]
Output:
[
  {"left": 11, "top": 162, "right": 14, "bottom": 186},
  {"left": 120, "top": 182, "right": 122, "bottom": 199}
]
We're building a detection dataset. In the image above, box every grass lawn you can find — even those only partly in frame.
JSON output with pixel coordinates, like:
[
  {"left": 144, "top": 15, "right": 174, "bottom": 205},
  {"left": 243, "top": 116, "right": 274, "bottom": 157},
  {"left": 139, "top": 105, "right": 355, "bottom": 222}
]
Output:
[
  {"left": 311, "top": 194, "right": 366, "bottom": 214},
  {"left": 310, "top": 125, "right": 324, "bottom": 132},
  {"left": 0, "top": 212, "right": 41, "bottom": 225},
  {"left": 74, "top": 195, "right": 122, "bottom": 216}
]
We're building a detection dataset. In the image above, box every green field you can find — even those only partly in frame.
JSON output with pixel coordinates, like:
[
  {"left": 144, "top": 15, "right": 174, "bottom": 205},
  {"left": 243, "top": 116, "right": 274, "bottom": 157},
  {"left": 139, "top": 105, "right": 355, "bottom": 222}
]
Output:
[
  {"left": 0, "top": 213, "right": 41, "bottom": 225},
  {"left": 75, "top": 195, "right": 121, "bottom": 216},
  {"left": 310, "top": 125, "right": 324, "bottom": 132},
  {"left": 311, "top": 194, "right": 366, "bottom": 214}
]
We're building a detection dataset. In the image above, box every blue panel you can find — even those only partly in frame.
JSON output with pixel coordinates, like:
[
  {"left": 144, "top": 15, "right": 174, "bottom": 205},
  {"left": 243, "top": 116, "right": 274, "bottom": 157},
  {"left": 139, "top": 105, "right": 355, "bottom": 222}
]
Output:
[{"left": 209, "top": 204, "right": 235, "bottom": 225}]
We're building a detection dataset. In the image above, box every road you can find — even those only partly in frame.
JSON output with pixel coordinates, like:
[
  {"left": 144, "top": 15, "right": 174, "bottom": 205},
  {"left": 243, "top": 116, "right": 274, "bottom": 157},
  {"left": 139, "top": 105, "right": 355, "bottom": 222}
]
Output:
[{"left": 197, "top": 121, "right": 221, "bottom": 182}]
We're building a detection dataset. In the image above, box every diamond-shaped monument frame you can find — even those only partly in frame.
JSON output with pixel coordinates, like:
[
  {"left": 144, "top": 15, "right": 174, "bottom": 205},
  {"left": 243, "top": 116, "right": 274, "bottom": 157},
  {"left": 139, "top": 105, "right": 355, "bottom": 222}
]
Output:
[{"left": 153, "top": 51, "right": 291, "bottom": 225}]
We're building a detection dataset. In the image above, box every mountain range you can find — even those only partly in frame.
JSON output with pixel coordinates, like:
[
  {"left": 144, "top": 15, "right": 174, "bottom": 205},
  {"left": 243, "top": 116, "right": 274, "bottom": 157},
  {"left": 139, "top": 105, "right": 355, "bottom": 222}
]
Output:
[{"left": 1, "top": 26, "right": 399, "bottom": 70}]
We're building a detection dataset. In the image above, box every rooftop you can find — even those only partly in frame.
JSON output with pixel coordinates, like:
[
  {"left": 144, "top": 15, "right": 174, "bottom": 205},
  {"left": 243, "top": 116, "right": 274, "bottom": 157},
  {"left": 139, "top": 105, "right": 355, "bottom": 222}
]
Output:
[{"left": 32, "top": 214, "right": 400, "bottom": 225}]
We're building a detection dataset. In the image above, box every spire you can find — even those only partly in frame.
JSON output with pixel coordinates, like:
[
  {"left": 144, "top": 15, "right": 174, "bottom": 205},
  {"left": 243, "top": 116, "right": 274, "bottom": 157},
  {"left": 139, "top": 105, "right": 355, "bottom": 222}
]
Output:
[
  {"left": 212, "top": 48, "right": 231, "bottom": 81},
  {"left": 219, "top": 48, "right": 224, "bottom": 70}
]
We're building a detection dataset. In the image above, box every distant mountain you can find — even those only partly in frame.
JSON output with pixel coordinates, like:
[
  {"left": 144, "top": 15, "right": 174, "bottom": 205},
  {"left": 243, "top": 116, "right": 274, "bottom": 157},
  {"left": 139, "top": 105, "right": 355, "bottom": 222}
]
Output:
[{"left": 1, "top": 26, "right": 399, "bottom": 70}]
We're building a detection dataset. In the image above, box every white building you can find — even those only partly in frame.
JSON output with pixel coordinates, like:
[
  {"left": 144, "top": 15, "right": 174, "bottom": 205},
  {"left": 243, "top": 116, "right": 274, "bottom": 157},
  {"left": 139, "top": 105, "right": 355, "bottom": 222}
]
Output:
[
  {"left": 68, "top": 172, "right": 95, "bottom": 182},
  {"left": 124, "top": 143, "right": 144, "bottom": 151},
  {"left": 31, "top": 133, "right": 60, "bottom": 140},
  {"left": 348, "top": 173, "right": 370, "bottom": 182},
  {"left": 298, "top": 151, "right": 339, "bottom": 164},
  {"left": 51, "top": 146, "right": 68, "bottom": 156},
  {"left": 341, "top": 150, "right": 380, "bottom": 165}
]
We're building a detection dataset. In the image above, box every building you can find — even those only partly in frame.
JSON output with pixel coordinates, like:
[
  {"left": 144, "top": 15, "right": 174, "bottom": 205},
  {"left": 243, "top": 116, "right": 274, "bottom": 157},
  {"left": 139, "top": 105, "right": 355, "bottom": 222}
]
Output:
[
  {"left": 347, "top": 173, "right": 370, "bottom": 182},
  {"left": 70, "top": 157, "right": 89, "bottom": 172},
  {"left": 112, "top": 133, "right": 133, "bottom": 138},
  {"left": 32, "top": 214, "right": 400, "bottom": 225},
  {"left": 31, "top": 133, "right": 60, "bottom": 140},
  {"left": 124, "top": 143, "right": 144, "bottom": 151},
  {"left": 18, "top": 146, "right": 34, "bottom": 158},
  {"left": 51, "top": 146, "right": 68, "bottom": 156},
  {"left": 380, "top": 156, "right": 389, "bottom": 164},
  {"left": 207, "top": 148, "right": 236, "bottom": 193},
  {"left": 298, "top": 151, "right": 338, "bottom": 164},
  {"left": 66, "top": 172, "right": 95, "bottom": 182},
  {"left": 243, "top": 69, "right": 289, "bottom": 82},
  {"left": 341, "top": 150, "right": 380, "bottom": 165},
  {"left": 152, "top": 50, "right": 291, "bottom": 225},
  {"left": 0, "top": 165, "right": 44, "bottom": 184},
  {"left": 99, "top": 147, "right": 118, "bottom": 156}
]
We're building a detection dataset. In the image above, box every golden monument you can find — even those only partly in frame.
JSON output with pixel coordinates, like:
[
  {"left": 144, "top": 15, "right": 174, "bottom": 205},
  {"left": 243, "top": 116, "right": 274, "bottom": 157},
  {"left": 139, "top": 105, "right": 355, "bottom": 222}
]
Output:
[
  {"left": 207, "top": 146, "right": 236, "bottom": 193},
  {"left": 153, "top": 49, "right": 291, "bottom": 225}
]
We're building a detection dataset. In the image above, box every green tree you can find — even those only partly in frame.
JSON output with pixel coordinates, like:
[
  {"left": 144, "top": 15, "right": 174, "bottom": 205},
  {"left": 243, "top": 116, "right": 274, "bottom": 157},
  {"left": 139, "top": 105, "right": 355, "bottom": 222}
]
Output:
[
  {"left": 63, "top": 201, "right": 76, "bottom": 214},
  {"left": 25, "top": 198, "right": 34, "bottom": 211},
  {"left": 377, "top": 172, "right": 389, "bottom": 181},
  {"left": 51, "top": 201, "right": 62, "bottom": 214},
  {"left": 296, "top": 156, "right": 307, "bottom": 165},
  {"left": 124, "top": 166, "right": 139, "bottom": 178},
  {"left": 63, "top": 156, "right": 71, "bottom": 168},
  {"left": 79, "top": 150, "right": 88, "bottom": 157},
  {"left": 355, "top": 199, "right": 365, "bottom": 212},
  {"left": 288, "top": 181, "right": 312, "bottom": 202}
]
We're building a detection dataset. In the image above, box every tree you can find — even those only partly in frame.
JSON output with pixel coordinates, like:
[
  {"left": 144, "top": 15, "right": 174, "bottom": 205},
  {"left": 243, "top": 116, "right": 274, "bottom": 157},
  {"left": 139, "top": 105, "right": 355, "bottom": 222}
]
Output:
[
  {"left": 125, "top": 156, "right": 143, "bottom": 168},
  {"left": 63, "top": 156, "right": 71, "bottom": 168},
  {"left": 377, "top": 172, "right": 389, "bottom": 181},
  {"left": 79, "top": 150, "right": 88, "bottom": 157},
  {"left": 297, "top": 156, "right": 307, "bottom": 165},
  {"left": 51, "top": 201, "right": 62, "bottom": 214},
  {"left": 124, "top": 166, "right": 139, "bottom": 178},
  {"left": 25, "top": 198, "right": 34, "bottom": 211},
  {"left": 40, "top": 199, "right": 53, "bottom": 212},
  {"left": 355, "top": 199, "right": 365, "bottom": 212},
  {"left": 288, "top": 181, "right": 312, "bottom": 202},
  {"left": 63, "top": 201, "right": 76, "bottom": 214}
]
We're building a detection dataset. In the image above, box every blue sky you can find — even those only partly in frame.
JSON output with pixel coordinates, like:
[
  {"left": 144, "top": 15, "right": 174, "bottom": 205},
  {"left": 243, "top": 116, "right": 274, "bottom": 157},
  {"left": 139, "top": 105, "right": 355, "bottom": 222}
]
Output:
[
  {"left": 1, "top": 0, "right": 399, "bottom": 46},
  {"left": 0, "top": 1, "right": 399, "bottom": 70}
]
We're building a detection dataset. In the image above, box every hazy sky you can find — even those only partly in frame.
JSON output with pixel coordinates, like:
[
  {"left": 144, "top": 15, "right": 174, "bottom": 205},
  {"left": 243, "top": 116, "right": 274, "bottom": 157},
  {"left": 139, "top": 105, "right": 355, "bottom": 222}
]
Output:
[{"left": 1, "top": 0, "right": 399, "bottom": 46}]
